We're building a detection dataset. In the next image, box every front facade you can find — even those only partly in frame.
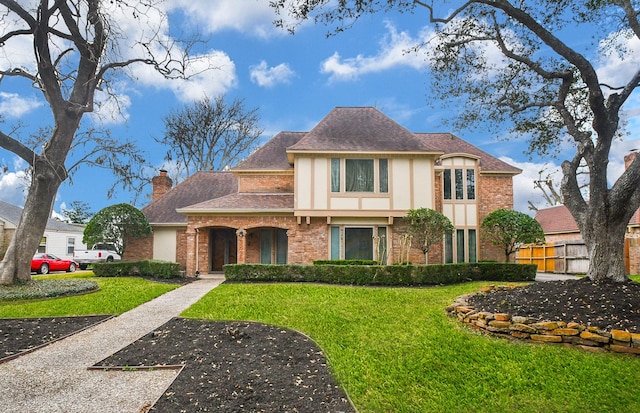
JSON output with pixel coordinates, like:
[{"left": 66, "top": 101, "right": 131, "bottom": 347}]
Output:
[{"left": 131, "top": 107, "right": 521, "bottom": 275}]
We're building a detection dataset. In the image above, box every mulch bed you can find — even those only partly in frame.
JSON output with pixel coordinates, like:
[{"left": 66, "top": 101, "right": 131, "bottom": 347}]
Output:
[
  {"left": 468, "top": 278, "right": 640, "bottom": 333},
  {"left": 0, "top": 315, "right": 113, "bottom": 362},
  {"left": 94, "top": 318, "right": 354, "bottom": 413}
]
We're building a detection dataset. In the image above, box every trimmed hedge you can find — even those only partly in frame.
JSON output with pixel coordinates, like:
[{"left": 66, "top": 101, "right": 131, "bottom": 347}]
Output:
[
  {"left": 93, "top": 260, "right": 182, "bottom": 279},
  {"left": 223, "top": 262, "right": 536, "bottom": 286},
  {"left": 313, "top": 260, "right": 378, "bottom": 266}
]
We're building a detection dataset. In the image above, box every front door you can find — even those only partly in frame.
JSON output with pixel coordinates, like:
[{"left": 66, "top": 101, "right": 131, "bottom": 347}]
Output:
[{"left": 210, "top": 228, "right": 237, "bottom": 272}]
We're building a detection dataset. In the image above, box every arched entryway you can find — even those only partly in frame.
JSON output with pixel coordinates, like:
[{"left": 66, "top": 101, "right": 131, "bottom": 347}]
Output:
[{"left": 209, "top": 228, "right": 237, "bottom": 272}]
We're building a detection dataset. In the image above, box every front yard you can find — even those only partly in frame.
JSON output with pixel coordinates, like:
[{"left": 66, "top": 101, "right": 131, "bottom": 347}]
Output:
[{"left": 1, "top": 274, "right": 639, "bottom": 412}]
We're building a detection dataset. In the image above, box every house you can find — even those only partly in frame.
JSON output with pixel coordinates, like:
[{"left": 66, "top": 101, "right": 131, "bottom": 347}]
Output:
[
  {"left": 128, "top": 107, "right": 521, "bottom": 275},
  {"left": 524, "top": 152, "right": 640, "bottom": 274},
  {"left": 0, "top": 200, "right": 87, "bottom": 260}
]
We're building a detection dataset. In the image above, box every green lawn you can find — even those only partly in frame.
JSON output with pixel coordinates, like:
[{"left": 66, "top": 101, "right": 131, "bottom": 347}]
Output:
[
  {"left": 182, "top": 282, "right": 640, "bottom": 413},
  {"left": 0, "top": 273, "right": 178, "bottom": 317}
]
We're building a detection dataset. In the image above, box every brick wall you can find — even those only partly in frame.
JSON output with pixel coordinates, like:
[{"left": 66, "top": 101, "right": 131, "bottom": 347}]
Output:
[
  {"left": 238, "top": 174, "right": 294, "bottom": 193},
  {"left": 477, "top": 174, "right": 515, "bottom": 262},
  {"left": 122, "top": 235, "right": 153, "bottom": 262}
]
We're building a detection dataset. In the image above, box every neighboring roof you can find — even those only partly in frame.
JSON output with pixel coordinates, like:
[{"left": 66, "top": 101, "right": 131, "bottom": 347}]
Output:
[
  {"left": 234, "top": 132, "right": 304, "bottom": 171},
  {"left": 0, "top": 200, "right": 84, "bottom": 233},
  {"left": 143, "top": 172, "right": 238, "bottom": 224},
  {"left": 535, "top": 205, "right": 580, "bottom": 234},
  {"left": 287, "top": 107, "right": 438, "bottom": 153},
  {"left": 415, "top": 133, "right": 522, "bottom": 174},
  {"left": 178, "top": 193, "right": 294, "bottom": 214}
]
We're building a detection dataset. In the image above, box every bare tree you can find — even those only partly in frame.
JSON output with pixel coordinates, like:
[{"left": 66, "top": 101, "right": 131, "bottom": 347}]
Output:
[
  {"left": 0, "top": 1, "right": 211, "bottom": 284},
  {"left": 157, "top": 95, "right": 263, "bottom": 180},
  {"left": 272, "top": 0, "right": 640, "bottom": 282}
]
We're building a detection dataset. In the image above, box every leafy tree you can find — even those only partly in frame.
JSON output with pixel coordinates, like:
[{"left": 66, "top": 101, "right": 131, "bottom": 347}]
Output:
[
  {"left": 481, "top": 208, "right": 545, "bottom": 262},
  {"left": 272, "top": 1, "right": 640, "bottom": 282},
  {"left": 83, "top": 203, "right": 151, "bottom": 257},
  {"left": 0, "top": 2, "right": 208, "bottom": 285},
  {"left": 157, "top": 95, "right": 263, "bottom": 180},
  {"left": 404, "top": 208, "right": 454, "bottom": 264},
  {"left": 61, "top": 201, "right": 93, "bottom": 225}
]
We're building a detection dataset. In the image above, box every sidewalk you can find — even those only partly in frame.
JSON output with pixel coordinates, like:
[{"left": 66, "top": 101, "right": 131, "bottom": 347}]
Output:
[
  {"left": 535, "top": 272, "right": 581, "bottom": 282},
  {"left": 0, "top": 275, "right": 225, "bottom": 413}
]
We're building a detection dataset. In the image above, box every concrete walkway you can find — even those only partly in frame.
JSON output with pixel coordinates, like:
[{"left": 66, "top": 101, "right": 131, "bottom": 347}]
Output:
[
  {"left": 535, "top": 272, "right": 581, "bottom": 282},
  {"left": 0, "top": 275, "right": 225, "bottom": 413}
]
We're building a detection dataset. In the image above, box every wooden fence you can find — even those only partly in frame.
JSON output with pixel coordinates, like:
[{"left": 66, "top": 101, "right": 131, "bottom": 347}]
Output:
[{"left": 516, "top": 241, "right": 590, "bottom": 274}]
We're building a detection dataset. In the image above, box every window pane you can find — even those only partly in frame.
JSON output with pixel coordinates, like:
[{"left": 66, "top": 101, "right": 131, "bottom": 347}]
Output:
[
  {"left": 445, "top": 233, "right": 453, "bottom": 263},
  {"left": 345, "top": 227, "right": 373, "bottom": 260},
  {"left": 468, "top": 229, "right": 477, "bottom": 263},
  {"left": 443, "top": 170, "right": 451, "bottom": 200},
  {"left": 456, "top": 229, "right": 465, "bottom": 262},
  {"left": 331, "top": 158, "right": 340, "bottom": 192},
  {"left": 67, "top": 237, "right": 75, "bottom": 255},
  {"left": 276, "top": 229, "right": 288, "bottom": 264},
  {"left": 467, "top": 169, "right": 475, "bottom": 200},
  {"left": 455, "top": 169, "right": 464, "bottom": 200},
  {"left": 331, "top": 226, "right": 340, "bottom": 260},
  {"left": 346, "top": 159, "right": 374, "bottom": 192},
  {"left": 379, "top": 159, "right": 388, "bottom": 193},
  {"left": 377, "top": 227, "right": 388, "bottom": 263},
  {"left": 260, "top": 229, "right": 272, "bottom": 264}
]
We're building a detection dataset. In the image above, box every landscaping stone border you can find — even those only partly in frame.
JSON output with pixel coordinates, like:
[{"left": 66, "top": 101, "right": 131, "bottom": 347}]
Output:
[{"left": 447, "top": 285, "right": 640, "bottom": 355}]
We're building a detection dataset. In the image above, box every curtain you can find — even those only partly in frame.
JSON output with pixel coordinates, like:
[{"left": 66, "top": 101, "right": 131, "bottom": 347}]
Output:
[{"left": 346, "top": 159, "right": 374, "bottom": 192}]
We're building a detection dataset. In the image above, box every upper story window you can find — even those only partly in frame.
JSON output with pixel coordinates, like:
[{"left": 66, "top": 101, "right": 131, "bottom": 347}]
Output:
[
  {"left": 331, "top": 158, "right": 389, "bottom": 193},
  {"left": 443, "top": 168, "right": 475, "bottom": 200}
]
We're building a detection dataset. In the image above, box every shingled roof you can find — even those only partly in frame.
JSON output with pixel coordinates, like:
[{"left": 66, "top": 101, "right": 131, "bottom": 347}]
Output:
[
  {"left": 535, "top": 205, "right": 580, "bottom": 234},
  {"left": 287, "top": 107, "right": 438, "bottom": 153},
  {"left": 234, "top": 132, "right": 304, "bottom": 171},
  {"left": 143, "top": 172, "right": 238, "bottom": 224},
  {"left": 0, "top": 200, "right": 84, "bottom": 233},
  {"left": 415, "top": 133, "right": 522, "bottom": 174},
  {"left": 178, "top": 193, "right": 293, "bottom": 214}
]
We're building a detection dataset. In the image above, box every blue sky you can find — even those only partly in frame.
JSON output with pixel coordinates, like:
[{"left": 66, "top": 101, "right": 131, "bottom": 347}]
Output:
[{"left": 0, "top": 1, "right": 639, "bottom": 218}]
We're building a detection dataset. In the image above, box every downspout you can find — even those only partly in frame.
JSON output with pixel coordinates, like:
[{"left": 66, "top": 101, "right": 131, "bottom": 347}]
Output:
[{"left": 195, "top": 228, "right": 200, "bottom": 276}]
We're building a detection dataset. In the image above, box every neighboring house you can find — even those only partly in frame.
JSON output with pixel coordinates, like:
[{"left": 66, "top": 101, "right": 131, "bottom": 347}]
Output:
[
  {"left": 128, "top": 107, "right": 521, "bottom": 275},
  {"left": 524, "top": 152, "right": 640, "bottom": 274},
  {"left": 0, "top": 200, "right": 87, "bottom": 260}
]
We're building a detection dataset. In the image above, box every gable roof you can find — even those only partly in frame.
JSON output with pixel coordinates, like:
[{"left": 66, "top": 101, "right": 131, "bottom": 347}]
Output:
[
  {"left": 0, "top": 200, "right": 84, "bottom": 233},
  {"left": 287, "top": 107, "right": 438, "bottom": 153},
  {"left": 415, "top": 133, "right": 522, "bottom": 174},
  {"left": 535, "top": 205, "right": 580, "bottom": 234},
  {"left": 143, "top": 172, "right": 238, "bottom": 224},
  {"left": 234, "top": 132, "right": 304, "bottom": 171}
]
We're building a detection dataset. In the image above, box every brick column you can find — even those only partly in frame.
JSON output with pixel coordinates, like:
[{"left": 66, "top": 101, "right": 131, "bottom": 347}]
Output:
[
  {"left": 185, "top": 228, "right": 197, "bottom": 276},
  {"left": 236, "top": 228, "right": 247, "bottom": 264}
]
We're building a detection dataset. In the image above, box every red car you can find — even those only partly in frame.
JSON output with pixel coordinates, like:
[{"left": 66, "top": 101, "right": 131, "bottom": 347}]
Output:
[{"left": 31, "top": 253, "right": 78, "bottom": 274}]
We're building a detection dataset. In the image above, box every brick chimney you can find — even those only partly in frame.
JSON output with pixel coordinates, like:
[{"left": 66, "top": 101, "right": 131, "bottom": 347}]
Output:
[{"left": 151, "top": 169, "right": 173, "bottom": 201}]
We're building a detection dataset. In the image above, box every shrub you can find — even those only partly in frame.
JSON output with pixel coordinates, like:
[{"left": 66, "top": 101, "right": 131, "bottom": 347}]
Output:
[
  {"left": 224, "top": 262, "right": 536, "bottom": 286},
  {"left": 313, "top": 259, "right": 378, "bottom": 266},
  {"left": 93, "top": 260, "right": 181, "bottom": 278}
]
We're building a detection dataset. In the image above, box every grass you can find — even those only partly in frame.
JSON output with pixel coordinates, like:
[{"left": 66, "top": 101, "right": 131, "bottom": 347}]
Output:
[
  {"left": 182, "top": 282, "right": 640, "bottom": 413},
  {"left": 0, "top": 273, "right": 179, "bottom": 317}
]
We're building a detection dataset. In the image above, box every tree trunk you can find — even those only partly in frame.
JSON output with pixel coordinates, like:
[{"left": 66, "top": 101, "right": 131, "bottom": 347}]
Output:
[
  {"left": 0, "top": 157, "right": 65, "bottom": 285},
  {"left": 582, "top": 211, "right": 629, "bottom": 282}
]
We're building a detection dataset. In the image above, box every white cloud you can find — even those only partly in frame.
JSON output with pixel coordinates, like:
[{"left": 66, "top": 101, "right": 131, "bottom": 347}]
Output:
[
  {"left": 165, "top": 0, "right": 289, "bottom": 38},
  {"left": 597, "top": 30, "right": 640, "bottom": 90},
  {"left": 321, "top": 21, "right": 431, "bottom": 81},
  {"left": 502, "top": 157, "right": 563, "bottom": 215},
  {"left": 0, "top": 169, "right": 28, "bottom": 207},
  {"left": 0, "top": 92, "right": 43, "bottom": 118},
  {"left": 250, "top": 61, "right": 295, "bottom": 88}
]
